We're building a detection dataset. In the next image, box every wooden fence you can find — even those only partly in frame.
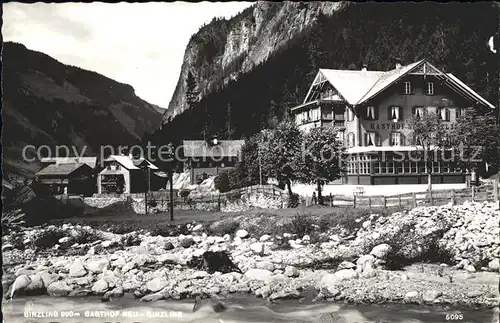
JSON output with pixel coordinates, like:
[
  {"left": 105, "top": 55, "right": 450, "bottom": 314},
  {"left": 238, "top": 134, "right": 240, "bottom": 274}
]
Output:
[{"left": 320, "top": 185, "right": 499, "bottom": 209}]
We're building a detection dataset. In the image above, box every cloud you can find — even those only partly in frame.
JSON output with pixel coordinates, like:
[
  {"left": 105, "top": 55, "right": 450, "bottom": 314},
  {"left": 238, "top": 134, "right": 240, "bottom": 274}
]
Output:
[{"left": 3, "top": 2, "right": 253, "bottom": 108}]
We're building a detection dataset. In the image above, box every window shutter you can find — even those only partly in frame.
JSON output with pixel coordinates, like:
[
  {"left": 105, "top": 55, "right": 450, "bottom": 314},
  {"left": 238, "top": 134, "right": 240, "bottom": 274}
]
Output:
[
  {"left": 387, "top": 106, "right": 392, "bottom": 120},
  {"left": 412, "top": 106, "right": 416, "bottom": 117},
  {"left": 374, "top": 106, "right": 379, "bottom": 120},
  {"left": 398, "top": 106, "right": 403, "bottom": 121},
  {"left": 446, "top": 108, "right": 450, "bottom": 121},
  {"left": 401, "top": 133, "right": 406, "bottom": 146}
]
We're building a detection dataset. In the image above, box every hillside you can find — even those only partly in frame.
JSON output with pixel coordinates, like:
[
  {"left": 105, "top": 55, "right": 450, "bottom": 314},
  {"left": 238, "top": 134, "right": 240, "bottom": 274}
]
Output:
[
  {"left": 156, "top": 1, "right": 498, "bottom": 144},
  {"left": 2, "top": 42, "right": 163, "bottom": 183}
]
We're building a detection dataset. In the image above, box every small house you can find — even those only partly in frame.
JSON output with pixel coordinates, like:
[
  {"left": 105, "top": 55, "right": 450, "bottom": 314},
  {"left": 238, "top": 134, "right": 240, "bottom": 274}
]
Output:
[
  {"left": 35, "top": 163, "right": 95, "bottom": 196},
  {"left": 183, "top": 139, "right": 245, "bottom": 184},
  {"left": 97, "top": 155, "right": 165, "bottom": 194}
]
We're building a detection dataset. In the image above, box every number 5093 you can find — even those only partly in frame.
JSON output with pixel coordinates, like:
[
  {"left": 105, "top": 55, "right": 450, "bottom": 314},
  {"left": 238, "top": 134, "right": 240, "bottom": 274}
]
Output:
[{"left": 446, "top": 313, "right": 463, "bottom": 320}]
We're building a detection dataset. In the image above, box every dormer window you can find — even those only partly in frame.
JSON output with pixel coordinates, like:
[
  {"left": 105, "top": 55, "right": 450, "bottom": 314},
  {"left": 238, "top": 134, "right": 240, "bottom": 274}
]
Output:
[
  {"left": 365, "top": 106, "right": 377, "bottom": 120},
  {"left": 426, "top": 82, "right": 434, "bottom": 95},
  {"left": 404, "top": 81, "right": 412, "bottom": 94},
  {"left": 388, "top": 106, "right": 401, "bottom": 121}
]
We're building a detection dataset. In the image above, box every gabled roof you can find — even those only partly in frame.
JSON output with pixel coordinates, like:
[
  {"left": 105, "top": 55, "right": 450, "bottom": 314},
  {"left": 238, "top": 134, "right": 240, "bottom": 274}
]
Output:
[
  {"left": 183, "top": 140, "right": 245, "bottom": 158},
  {"left": 104, "top": 155, "right": 159, "bottom": 170},
  {"left": 306, "top": 59, "right": 495, "bottom": 109},
  {"left": 40, "top": 157, "right": 97, "bottom": 168},
  {"left": 36, "top": 163, "right": 91, "bottom": 176}
]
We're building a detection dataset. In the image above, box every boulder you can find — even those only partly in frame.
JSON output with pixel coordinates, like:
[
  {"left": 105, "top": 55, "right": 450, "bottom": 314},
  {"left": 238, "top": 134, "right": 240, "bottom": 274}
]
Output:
[
  {"left": 69, "top": 260, "right": 87, "bottom": 277},
  {"left": 122, "top": 261, "right": 136, "bottom": 273},
  {"left": 236, "top": 230, "right": 249, "bottom": 239},
  {"left": 147, "top": 278, "right": 169, "bottom": 293},
  {"left": 488, "top": 258, "right": 499, "bottom": 272},
  {"left": 25, "top": 274, "right": 45, "bottom": 294},
  {"left": 188, "top": 251, "right": 241, "bottom": 274},
  {"left": 244, "top": 269, "right": 273, "bottom": 282},
  {"left": 269, "top": 289, "right": 301, "bottom": 301},
  {"left": 259, "top": 235, "right": 271, "bottom": 242},
  {"left": 370, "top": 244, "right": 392, "bottom": 259},
  {"left": 86, "top": 259, "right": 110, "bottom": 273},
  {"left": 164, "top": 242, "right": 174, "bottom": 250},
  {"left": 422, "top": 290, "right": 442, "bottom": 302},
  {"left": 91, "top": 279, "right": 109, "bottom": 295},
  {"left": 180, "top": 237, "right": 195, "bottom": 248},
  {"left": 47, "top": 281, "right": 72, "bottom": 297},
  {"left": 9, "top": 275, "right": 31, "bottom": 296},
  {"left": 140, "top": 292, "right": 164, "bottom": 302},
  {"left": 257, "top": 261, "right": 275, "bottom": 272},
  {"left": 284, "top": 266, "right": 299, "bottom": 278},
  {"left": 319, "top": 270, "right": 357, "bottom": 295},
  {"left": 2, "top": 244, "right": 14, "bottom": 252},
  {"left": 192, "top": 271, "right": 209, "bottom": 279},
  {"left": 338, "top": 261, "right": 356, "bottom": 270},
  {"left": 250, "top": 243, "right": 265, "bottom": 256}
]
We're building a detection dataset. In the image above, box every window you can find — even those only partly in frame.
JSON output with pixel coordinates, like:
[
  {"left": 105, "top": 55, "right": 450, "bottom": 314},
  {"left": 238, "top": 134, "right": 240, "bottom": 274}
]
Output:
[
  {"left": 365, "top": 106, "right": 377, "bottom": 120},
  {"left": 390, "top": 132, "right": 402, "bottom": 146},
  {"left": 116, "top": 164, "right": 121, "bottom": 170},
  {"left": 456, "top": 107, "right": 466, "bottom": 119},
  {"left": 107, "top": 165, "right": 111, "bottom": 170},
  {"left": 364, "top": 132, "right": 380, "bottom": 146},
  {"left": 413, "top": 106, "right": 425, "bottom": 118},
  {"left": 404, "top": 81, "right": 412, "bottom": 94},
  {"left": 388, "top": 106, "right": 401, "bottom": 121},
  {"left": 347, "top": 132, "right": 355, "bottom": 147},
  {"left": 221, "top": 163, "right": 225, "bottom": 168},
  {"left": 426, "top": 82, "right": 434, "bottom": 95},
  {"left": 438, "top": 108, "right": 450, "bottom": 121}
]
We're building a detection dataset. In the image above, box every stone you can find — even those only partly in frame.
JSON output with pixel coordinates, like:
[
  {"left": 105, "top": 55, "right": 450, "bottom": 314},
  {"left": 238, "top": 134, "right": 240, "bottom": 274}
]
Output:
[
  {"left": 158, "top": 254, "right": 180, "bottom": 265},
  {"left": 10, "top": 275, "right": 31, "bottom": 295},
  {"left": 58, "top": 237, "right": 71, "bottom": 244},
  {"left": 69, "top": 260, "right": 87, "bottom": 277},
  {"left": 26, "top": 274, "right": 45, "bottom": 294},
  {"left": 465, "top": 265, "right": 476, "bottom": 273},
  {"left": 47, "top": 281, "right": 72, "bottom": 297},
  {"left": 259, "top": 235, "right": 271, "bottom": 242},
  {"left": 370, "top": 244, "right": 392, "bottom": 259},
  {"left": 68, "top": 290, "right": 91, "bottom": 297},
  {"left": 257, "top": 261, "right": 275, "bottom": 272},
  {"left": 110, "top": 287, "right": 124, "bottom": 297},
  {"left": 466, "top": 290, "right": 483, "bottom": 298},
  {"left": 284, "top": 266, "right": 299, "bottom": 278},
  {"left": 147, "top": 278, "right": 169, "bottom": 293},
  {"left": 120, "top": 261, "right": 135, "bottom": 274},
  {"left": 101, "top": 240, "right": 117, "bottom": 248},
  {"left": 338, "top": 261, "right": 356, "bottom": 270},
  {"left": 362, "top": 220, "right": 371, "bottom": 229},
  {"left": 250, "top": 242, "right": 265, "bottom": 256},
  {"left": 257, "top": 285, "right": 272, "bottom": 298},
  {"left": 319, "top": 270, "right": 358, "bottom": 295},
  {"left": 356, "top": 254, "right": 375, "bottom": 267},
  {"left": 405, "top": 291, "right": 419, "bottom": 299},
  {"left": 236, "top": 230, "right": 249, "bottom": 239},
  {"left": 86, "top": 259, "right": 109, "bottom": 273},
  {"left": 112, "top": 257, "right": 127, "bottom": 268},
  {"left": 192, "top": 224, "right": 203, "bottom": 231},
  {"left": 39, "top": 272, "right": 59, "bottom": 288},
  {"left": 269, "top": 289, "right": 301, "bottom": 301},
  {"left": 180, "top": 237, "right": 195, "bottom": 248},
  {"left": 164, "top": 242, "right": 174, "bottom": 250},
  {"left": 488, "top": 258, "right": 499, "bottom": 272},
  {"left": 91, "top": 279, "right": 109, "bottom": 295},
  {"left": 140, "top": 292, "right": 164, "bottom": 302},
  {"left": 87, "top": 244, "right": 103, "bottom": 255},
  {"left": 244, "top": 269, "right": 273, "bottom": 282},
  {"left": 192, "top": 271, "right": 209, "bottom": 279},
  {"left": 422, "top": 290, "right": 442, "bottom": 302}
]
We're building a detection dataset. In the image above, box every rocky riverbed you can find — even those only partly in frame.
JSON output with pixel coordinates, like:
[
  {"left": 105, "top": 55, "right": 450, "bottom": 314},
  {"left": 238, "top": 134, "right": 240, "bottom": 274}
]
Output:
[{"left": 2, "top": 201, "right": 499, "bottom": 309}]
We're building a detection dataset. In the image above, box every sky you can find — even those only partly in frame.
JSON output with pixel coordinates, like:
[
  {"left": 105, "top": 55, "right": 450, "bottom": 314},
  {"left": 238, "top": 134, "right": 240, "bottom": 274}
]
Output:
[{"left": 3, "top": 2, "right": 253, "bottom": 109}]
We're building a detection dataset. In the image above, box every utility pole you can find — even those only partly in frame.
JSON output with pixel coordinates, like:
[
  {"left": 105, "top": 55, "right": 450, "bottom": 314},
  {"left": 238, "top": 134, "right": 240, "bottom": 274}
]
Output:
[
  {"left": 168, "top": 143, "right": 174, "bottom": 222},
  {"left": 144, "top": 166, "right": 148, "bottom": 215}
]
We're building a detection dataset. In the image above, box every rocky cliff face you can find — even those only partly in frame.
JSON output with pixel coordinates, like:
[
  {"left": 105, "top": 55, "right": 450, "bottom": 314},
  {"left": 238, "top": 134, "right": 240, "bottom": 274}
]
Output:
[{"left": 165, "top": 1, "right": 345, "bottom": 120}]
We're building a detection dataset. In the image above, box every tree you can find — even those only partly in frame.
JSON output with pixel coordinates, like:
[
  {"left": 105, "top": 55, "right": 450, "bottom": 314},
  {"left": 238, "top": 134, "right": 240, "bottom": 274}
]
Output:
[
  {"left": 297, "top": 125, "right": 346, "bottom": 205},
  {"left": 451, "top": 107, "right": 500, "bottom": 179},
  {"left": 259, "top": 121, "right": 303, "bottom": 195},
  {"left": 214, "top": 171, "right": 230, "bottom": 193},
  {"left": 406, "top": 111, "right": 449, "bottom": 202}
]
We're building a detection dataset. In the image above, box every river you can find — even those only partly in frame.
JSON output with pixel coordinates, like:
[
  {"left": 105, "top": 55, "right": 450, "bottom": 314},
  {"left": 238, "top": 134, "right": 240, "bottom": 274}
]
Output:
[{"left": 2, "top": 295, "right": 499, "bottom": 323}]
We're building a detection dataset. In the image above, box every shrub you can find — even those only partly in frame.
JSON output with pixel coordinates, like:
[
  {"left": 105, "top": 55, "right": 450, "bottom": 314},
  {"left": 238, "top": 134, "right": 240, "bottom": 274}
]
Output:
[
  {"left": 150, "top": 223, "right": 191, "bottom": 237},
  {"left": 214, "top": 172, "right": 230, "bottom": 193},
  {"left": 179, "top": 189, "right": 191, "bottom": 200},
  {"left": 7, "top": 232, "right": 25, "bottom": 250},
  {"left": 283, "top": 213, "right": 314, "bottom": 237},
  {"left": 72, "top": 229, "right": 101, "bottom": 245},
  {"left": 365, "top": 223, "right": 455, "bottom": 270},
  {"left": 31, "top": 227, "right": 67, "bottom": 249},
  {"left": 227, "top": 190, "right": 242, "bottom": 201},
  {"left": 208, "top": 219, "right": 240, "bottom": 236},
  {"left": 120, "top": 233, "right": 142, "bottom": 246}
]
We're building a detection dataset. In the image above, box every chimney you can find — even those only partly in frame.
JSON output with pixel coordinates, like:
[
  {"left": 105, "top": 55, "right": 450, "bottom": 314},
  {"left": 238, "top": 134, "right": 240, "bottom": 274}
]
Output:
[
  {"left": 361, "top": 63, "right": 368, "bottom": 72},
  {"left": 395, "top": 57, "right": 402, "bottom": 69}
]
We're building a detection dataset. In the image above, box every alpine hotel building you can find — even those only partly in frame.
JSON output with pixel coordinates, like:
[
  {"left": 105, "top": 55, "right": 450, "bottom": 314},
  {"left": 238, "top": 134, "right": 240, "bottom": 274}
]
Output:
[{"left": 291, "top": 59, "right": 496, "bottom": 185}]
